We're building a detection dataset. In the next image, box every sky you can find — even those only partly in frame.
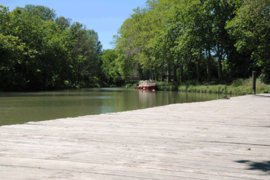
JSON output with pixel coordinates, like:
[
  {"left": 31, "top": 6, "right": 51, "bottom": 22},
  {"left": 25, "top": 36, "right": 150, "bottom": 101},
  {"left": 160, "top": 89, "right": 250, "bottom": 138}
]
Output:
[{"left": 1, "top": 0, "right": 147, "bottom": 50}]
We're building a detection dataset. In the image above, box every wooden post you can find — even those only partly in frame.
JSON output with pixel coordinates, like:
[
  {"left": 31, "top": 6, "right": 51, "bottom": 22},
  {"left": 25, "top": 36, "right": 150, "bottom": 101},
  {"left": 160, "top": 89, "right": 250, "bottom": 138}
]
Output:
[{"left": 252, "top": 71, "right": 256, "bottom": 95}]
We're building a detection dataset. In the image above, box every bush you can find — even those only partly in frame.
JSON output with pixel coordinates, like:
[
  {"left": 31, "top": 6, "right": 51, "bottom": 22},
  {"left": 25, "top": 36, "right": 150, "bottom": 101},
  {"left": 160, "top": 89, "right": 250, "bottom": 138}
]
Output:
[
  {"left": 156, "top": 81, "right": 168, "bottom": 86},
  {"left": 259, "top": 69, "right": 270, "bottom": 84},
  {"left": 231, "top": 78, "right": 244, "bottom": 87},
  {"left": 126, "top": 84, "right": 133, "bottom": 88},
  {"left": 153, "top": 78, "right": 270, "bottom": 94},
  {"left": 126, "top": 83, "right": 137, "bottom": 89}
]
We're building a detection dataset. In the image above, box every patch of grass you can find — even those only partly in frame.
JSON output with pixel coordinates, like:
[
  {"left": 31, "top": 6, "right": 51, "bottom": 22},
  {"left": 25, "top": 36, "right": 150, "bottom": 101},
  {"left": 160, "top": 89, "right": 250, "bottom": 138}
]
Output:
[
  {"left": 126, "top": 83, "right": 137, "bottom": 89},
  {"left": 156, "top": 78, "right": 270, "bottom": 95},
  {"left": 231, "top": 78, "right": 244, "bottom": 87}
]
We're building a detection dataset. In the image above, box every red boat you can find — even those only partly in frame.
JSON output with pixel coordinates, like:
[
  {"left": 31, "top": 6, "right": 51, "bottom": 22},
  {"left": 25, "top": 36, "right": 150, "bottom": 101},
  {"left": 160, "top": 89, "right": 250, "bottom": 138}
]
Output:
[
  {"left": 137, "top": 80, "right": 156, "bottom": 90},
  {"left": 137, "top": 85, "right": 143, "bottom": 89}
]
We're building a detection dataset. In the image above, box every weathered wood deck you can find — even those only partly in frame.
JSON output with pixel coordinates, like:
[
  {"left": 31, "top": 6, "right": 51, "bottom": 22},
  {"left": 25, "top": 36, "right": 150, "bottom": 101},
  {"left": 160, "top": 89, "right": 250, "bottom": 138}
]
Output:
[{"left": 0, "top": 94, "right": 270, "bottom": 179}]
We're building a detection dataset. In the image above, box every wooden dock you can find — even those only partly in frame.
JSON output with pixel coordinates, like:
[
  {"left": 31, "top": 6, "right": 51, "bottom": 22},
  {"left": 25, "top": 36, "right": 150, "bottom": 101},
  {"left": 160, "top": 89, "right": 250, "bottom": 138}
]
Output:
[{"left": 0, "top": 94, "right": 270, "bottom": 179}]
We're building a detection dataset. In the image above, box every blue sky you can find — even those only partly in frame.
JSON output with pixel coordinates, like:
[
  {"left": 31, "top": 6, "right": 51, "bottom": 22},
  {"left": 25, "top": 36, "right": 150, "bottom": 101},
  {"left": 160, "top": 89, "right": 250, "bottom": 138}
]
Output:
[{"left": 1, "top": 0, "right": 147, "bottom": 50}]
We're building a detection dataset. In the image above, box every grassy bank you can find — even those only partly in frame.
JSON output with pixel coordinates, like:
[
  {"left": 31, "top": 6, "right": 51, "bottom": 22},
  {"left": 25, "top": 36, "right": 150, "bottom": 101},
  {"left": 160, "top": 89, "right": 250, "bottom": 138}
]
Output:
[{"left": 127, "top": 78, "right": 270, "bottom": 95}]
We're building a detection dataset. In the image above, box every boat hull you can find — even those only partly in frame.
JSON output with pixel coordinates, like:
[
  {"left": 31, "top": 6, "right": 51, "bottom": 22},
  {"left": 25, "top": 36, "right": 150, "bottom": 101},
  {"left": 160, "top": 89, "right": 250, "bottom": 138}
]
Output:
[{"left": 143, "top": 86, "right": 156, "bottom": 90}]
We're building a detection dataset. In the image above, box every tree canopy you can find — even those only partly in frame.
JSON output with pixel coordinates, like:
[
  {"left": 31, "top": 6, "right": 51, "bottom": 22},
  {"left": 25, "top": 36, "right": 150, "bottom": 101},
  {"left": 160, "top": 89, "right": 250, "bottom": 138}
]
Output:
[
  {"left": 0, "top": 4, "right": 104, "bottom": 91},
  {"left": 111, "top": 0, "right": 270, "bottom": 84},
  {"left": 1, "top": 1, "right": 270, "bottom": 91}
]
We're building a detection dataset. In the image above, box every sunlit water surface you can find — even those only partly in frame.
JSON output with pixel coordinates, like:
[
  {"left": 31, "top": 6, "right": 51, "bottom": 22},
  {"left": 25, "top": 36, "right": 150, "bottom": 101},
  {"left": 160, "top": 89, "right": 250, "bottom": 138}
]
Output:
[{"left": 0, "top": 88, "right": 230, "bottom": 126}]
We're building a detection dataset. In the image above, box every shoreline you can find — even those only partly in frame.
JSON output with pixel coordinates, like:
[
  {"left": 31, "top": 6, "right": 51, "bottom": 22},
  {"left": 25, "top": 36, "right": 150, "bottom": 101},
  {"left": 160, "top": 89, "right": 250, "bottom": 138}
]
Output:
[{"left": 127, "top": 78, "right": 270, "bottom": 95}]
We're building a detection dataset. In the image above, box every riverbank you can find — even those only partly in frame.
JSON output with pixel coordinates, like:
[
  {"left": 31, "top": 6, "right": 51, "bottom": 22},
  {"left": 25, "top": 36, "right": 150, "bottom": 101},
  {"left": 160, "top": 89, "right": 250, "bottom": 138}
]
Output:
[
  {"left": 127, "top": 78, "right": 270, "bottom": 95},
  {"left": 0, "top": 94, "right": 269, "bottom": 179}
]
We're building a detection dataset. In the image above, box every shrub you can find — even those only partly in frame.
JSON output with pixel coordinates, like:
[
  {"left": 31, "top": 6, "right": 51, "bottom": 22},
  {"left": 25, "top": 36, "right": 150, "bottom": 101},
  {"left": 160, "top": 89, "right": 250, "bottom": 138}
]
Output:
[
  {"left": 231, "top": 78, "right": 244, "bottom": 87},
  {"left": 259, "top": 69, "right": 270, "bottom": 84},
  {"left": 126, "top": 84, "right": 133, "bottom": 88}
]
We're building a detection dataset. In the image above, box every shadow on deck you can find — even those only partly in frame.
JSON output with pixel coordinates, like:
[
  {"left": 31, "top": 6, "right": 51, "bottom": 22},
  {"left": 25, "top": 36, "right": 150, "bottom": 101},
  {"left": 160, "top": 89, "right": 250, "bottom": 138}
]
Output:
[{"left": 236, "top": 160, "right": 270, "bottom": 174}]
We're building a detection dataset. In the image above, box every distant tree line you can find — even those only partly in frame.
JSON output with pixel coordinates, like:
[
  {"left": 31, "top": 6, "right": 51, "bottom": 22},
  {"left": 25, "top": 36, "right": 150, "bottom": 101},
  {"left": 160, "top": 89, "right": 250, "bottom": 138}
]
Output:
[
  {"left": 0, "top": 5, "right": 103, "bottom": 91},
  {"left": 105, "top": 0, "right": 270, "bottom": 84}
]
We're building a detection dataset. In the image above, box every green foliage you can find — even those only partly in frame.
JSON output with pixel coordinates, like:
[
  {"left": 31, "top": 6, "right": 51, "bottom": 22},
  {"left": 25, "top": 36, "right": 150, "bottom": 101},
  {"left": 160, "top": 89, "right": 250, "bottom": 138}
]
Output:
[
  {"left": 226, "top": 0, "right": 270, "bottom": 72},
  {"left": 125, "top": 82, "right": 138, "bottom": 89},
  {"left": 101, "top": 49, "right": 119, "bottom": 84},
  {"left": 22, "top": 4, "right": 56, "bottom": 21},
  {"left": 231, "top": 78, "right": 244, "bottom": 87},
  {"left": 2, "top": 0, "right": 270, "bottom": 91},
  {"left": 69, "top": 22, "right": 103, "bottom": 85},
  {"left": 176, "top": 78, "right": 270, "bottom": 95},
  {"left": 0, "top": 5, "right": 104, "bottom": 91},
  {"left": 0, "top": 33, "right": 26, "bottom": 90},
  {"left": 259, "top": 69, "right": 270, "bottom": 84},
  {"left": 112, "top": 0, "right": 267, "bottom": 87},
  {"left": 55, "top": 16, "right": 72, "bottom": 31}
]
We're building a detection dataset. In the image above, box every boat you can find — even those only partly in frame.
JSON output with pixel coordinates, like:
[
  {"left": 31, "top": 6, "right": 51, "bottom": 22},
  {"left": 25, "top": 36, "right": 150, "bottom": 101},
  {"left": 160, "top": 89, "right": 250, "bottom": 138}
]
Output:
[{"left": 137, "top": 80, "right": 156, "bottom": 90}]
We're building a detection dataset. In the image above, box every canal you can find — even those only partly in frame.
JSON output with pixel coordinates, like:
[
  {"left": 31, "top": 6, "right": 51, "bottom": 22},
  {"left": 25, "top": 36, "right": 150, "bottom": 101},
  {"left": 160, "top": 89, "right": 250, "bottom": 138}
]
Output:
[{"left": 0, "top": 88, "right": 228, "bottom": 126}]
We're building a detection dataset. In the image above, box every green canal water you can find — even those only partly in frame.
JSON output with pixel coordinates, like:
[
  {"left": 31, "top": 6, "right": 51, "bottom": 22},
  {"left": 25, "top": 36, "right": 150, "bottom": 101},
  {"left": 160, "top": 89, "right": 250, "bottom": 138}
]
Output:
[{"left": 0, "top": 88, "right": 228, "bottom": 126}]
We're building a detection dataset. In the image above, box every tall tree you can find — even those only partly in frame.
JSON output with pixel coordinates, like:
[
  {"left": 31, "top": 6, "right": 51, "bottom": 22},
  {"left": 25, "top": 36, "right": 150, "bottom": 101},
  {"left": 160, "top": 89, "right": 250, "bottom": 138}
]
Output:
[
  {"left": 22, "top": 4, "right": 56, "bottom": 21},
  {"left": 55, "top": 16, "right": 72, "bottom": 31},
  {"left": 101, "top": 49, "right": 119, "bottom": 84},
  {"left": 226, "top": 0, "right": 270, "bottom": 81}
]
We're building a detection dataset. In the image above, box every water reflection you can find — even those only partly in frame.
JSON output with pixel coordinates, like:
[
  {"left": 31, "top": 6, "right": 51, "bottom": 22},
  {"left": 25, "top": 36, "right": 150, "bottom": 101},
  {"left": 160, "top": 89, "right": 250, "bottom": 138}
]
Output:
[
  {"left": 137, "top": 90, "right": 156, "bottom": 105},
  {"left": 0, "top": 88, "right": 229, "bottom": 126}
]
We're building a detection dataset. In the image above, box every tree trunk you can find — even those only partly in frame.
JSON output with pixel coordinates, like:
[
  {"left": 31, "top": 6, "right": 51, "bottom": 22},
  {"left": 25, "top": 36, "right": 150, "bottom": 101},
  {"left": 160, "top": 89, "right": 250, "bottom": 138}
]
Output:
[
  {"left": 196, "top": 50, "right": 201, "bottom": 83},
  {"left": 207, "top": 24, "right": 212, "bottom": 83},
  {"left": 179, "top": 64, "right": 183, "bottom": 83},
  {"left": 155, "top": 68, "right": 158, "bottom": 81},
  {"left": 187, "top": 60, "right": 190, "bottom": 82},
  {"left": 138, "top": 66, "right": 143, "bottom": 80},
  {"left": 167, "top": 64, "right": 171, "bottom": 82},
  {"left": 207, "top": 48, "right": 211, "bottom": 83},
  {"left": 161, "top": 70, "right": 164, "bottom": 82},
  {"left": 217, "top": 44, "right": 223, "bottom": 83},
  {"left": 173, "top": 63, "right": 177, "bottom": 82},
  {"left": 147, "top": 71, "right": 150, "bottom": 80}
]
